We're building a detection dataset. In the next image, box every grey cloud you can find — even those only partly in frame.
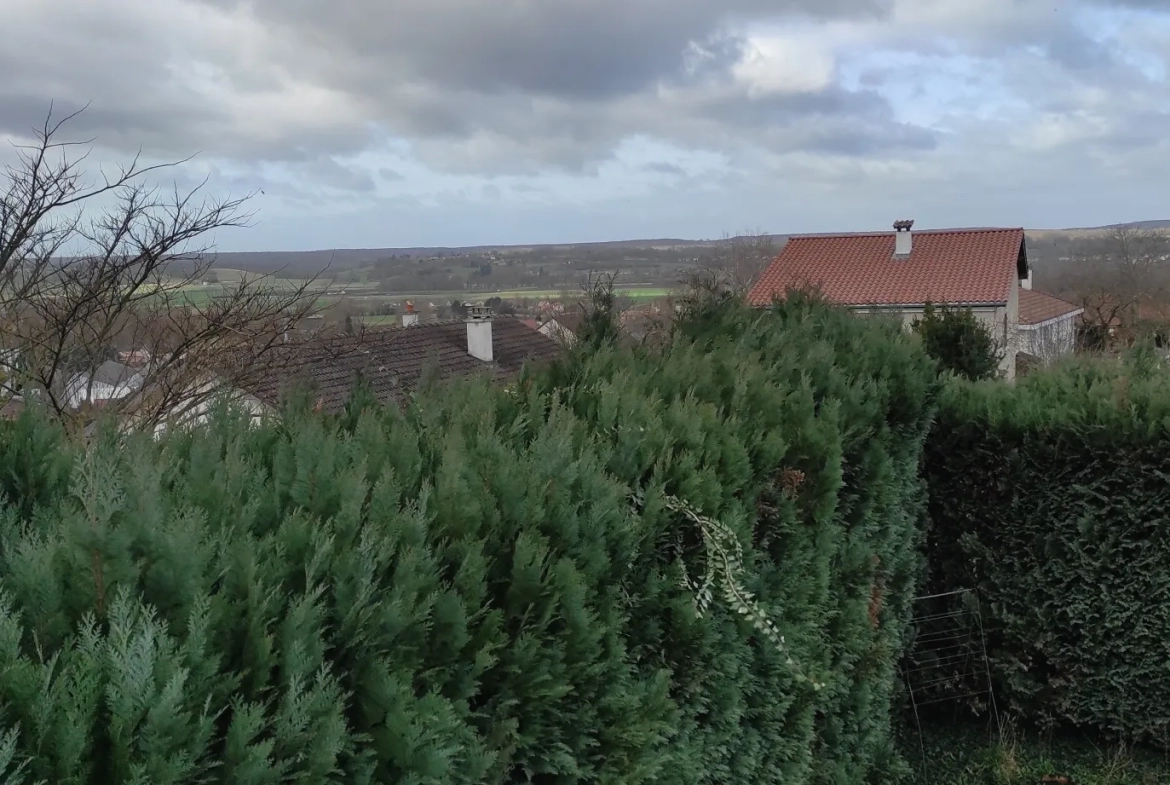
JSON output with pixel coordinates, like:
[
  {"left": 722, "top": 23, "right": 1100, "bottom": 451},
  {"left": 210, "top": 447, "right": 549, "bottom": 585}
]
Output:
[
  {"left": 169, "top": 0, "right": 915, "bottom": 171},
  {"left": 304, "top": 158, "right": 378, "bottom": 192},
  {"left": 1041, "top": 26, "right": 1120, "bottom": 73},
  {"left": 199, "top": 0, "right": 884, "bottom": 99},
  {"left": 2, "top": 0, "right": 1167, "bottom": 184},
  {"left": 644, "top": 162, "right": 689, "bottom": 177}
]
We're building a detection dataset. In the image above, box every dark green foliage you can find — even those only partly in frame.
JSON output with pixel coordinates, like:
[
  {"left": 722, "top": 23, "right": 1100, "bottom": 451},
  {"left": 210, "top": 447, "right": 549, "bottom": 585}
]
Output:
[
  {"left": 903, "top": 720, "right": 1170, "bottom": 785},
  {"left": 921, "top": 356, "right": 1170, "bottom": 745},
  {"left": 912, "top": 302, "right": 1002, "bottom": 381},
  {"left": 0, "top": 296, "right": 937, "bottom": 783},
  {"left": 572, "top": 272, "right": 623, "bottom": 352}
]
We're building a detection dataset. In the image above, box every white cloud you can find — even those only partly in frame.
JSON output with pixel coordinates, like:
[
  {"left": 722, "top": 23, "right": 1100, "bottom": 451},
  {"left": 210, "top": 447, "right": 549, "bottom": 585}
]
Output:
[
  {"left": 732, "top": 35, "right": 837, "bottom": 96},
  {"left": 2, "top": 0, "right": 1170, "bottom": 247}
]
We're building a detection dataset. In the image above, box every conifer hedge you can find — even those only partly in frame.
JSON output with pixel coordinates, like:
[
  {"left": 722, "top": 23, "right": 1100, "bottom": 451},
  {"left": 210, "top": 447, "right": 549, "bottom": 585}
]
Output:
[
  {"left": 0, "top": 297, "right": 936, "bottom": 784},
  {"left": 921, "top": 354, "right": 1170, "bottom": 744}
]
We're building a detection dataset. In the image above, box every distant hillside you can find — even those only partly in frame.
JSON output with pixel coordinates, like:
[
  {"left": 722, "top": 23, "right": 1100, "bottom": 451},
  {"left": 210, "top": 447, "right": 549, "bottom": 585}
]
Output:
[
  {"left": 200, "top": 222, "right": 1169, "bottom": 282},
  {"left": 1067, "top": 220, "right": 1170, "bottom": 231},
  {"left": 205, "top": 236, "right": 789, "bottom": 277}
]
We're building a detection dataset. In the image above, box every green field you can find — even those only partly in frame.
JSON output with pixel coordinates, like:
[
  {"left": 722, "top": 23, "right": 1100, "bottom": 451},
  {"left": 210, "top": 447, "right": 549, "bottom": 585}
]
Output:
[
  {"left": 490, "top": 287, "right": 672, "bottom": 299},
  {"left": 385, "top": 286, "right": 674, "bottom": 301},
  {"left": 156, "top": 276, "right": 675, "bottom": 308}
]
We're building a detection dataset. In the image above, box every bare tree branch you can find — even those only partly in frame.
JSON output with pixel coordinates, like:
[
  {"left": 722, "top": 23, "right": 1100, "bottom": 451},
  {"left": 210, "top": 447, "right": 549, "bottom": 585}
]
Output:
[
  {"left": 685, "top": 230, "right": 776, "bottom": 298},
  {"left": 0, "top": 105, "right": 325, "bottom": 434},
  {"left": 1058, "top": 226, "right": 1170, "bottom": 348}
]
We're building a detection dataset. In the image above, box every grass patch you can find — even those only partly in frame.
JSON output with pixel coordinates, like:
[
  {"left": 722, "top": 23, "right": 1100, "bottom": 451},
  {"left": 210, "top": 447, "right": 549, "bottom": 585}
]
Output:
[
  {"left": 903, "top": 719, "right": 1170, "bottom": 785},
  {"left": 490, "top": 286, "right": 672, "bottom": 299},
  {"left": 379, "top": 286, "right": 674, "bottom": 301}
]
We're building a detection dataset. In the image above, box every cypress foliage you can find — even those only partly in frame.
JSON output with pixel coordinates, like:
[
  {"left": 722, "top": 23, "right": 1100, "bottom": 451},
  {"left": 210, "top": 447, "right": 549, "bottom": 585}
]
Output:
[
  {"left": 921, "top": 354, "right": 1170, "bottom": 744},
  {"left": 911, "top": 302, "right": 1002, "bottom": 382},
  {"left": 0, "top": 295, "right": 937, "bottom": 783}
]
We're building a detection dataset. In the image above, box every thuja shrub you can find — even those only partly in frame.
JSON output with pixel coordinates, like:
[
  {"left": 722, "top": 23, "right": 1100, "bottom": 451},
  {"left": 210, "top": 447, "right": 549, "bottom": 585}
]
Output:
[
  {"left": 0, "top": 295, "right": 937, "bottom": 784},
  {"left": 537, "top": 294, "right": 939, "bottom": 783},
  {"left": 921, "top": 352, "right": 1170, "bottom": 744}
]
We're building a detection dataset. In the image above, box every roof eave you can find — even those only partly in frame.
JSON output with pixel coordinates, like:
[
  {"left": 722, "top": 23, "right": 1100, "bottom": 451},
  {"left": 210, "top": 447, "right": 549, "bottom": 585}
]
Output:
[
  {"left": 1018, "top": 309, "right": 1085, "bottom": 329},
  {"left": 846, "top": 301, "right": 1009, "bottom": 309}
]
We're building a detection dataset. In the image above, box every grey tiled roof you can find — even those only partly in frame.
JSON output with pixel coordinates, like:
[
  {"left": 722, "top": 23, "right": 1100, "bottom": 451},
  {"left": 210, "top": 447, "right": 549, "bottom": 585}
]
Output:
[
  {"left": 92, "top": 360, "right": 142, "bottom": 387},
  {"left": 238, "top": 317, "right": 562, "bottom": 413}
]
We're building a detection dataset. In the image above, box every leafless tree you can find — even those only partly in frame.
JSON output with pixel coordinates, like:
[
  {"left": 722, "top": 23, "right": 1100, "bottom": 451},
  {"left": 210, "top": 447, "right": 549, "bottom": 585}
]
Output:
[
  {"left": 0, "top": 105, "right": 323, "bottom": 433},
  {"left": 1060, "top": 226, "right": 1170, "bottom": 344},
  {"left": 685, "top": 230, "right": 777, "bottom": 297}
]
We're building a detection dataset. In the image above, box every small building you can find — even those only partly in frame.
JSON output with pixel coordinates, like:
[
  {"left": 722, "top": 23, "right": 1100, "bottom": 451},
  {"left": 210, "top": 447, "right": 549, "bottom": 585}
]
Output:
[
  {"left": 117, "top": 349, "right": 153, "bottom": 367},
  {"left": 748, "top": 220, "right": 1031, "bottom": 379},
  {"left": 65, "top": 360, "right": 144, "bottom": 408},
  {"left": 187, "top": 310, "right": 564, "bottom": 422},
  {"left": 1017, "top": 289, "right": 1083, "bottom": 363},
  {"left": 536, "top": 312, "right": 583, "bottom": 346}
]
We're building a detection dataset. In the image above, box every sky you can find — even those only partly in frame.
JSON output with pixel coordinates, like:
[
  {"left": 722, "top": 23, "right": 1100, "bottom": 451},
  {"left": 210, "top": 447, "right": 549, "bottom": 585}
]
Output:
[{"left": 2, "top": 0, "right": 1169, "bottom": 251}]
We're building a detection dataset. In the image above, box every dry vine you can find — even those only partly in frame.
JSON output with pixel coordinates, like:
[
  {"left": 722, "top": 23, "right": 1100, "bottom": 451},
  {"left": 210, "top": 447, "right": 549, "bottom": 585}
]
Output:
[{"left": 630, "top": 488, "right": 823, "bottom": 690}]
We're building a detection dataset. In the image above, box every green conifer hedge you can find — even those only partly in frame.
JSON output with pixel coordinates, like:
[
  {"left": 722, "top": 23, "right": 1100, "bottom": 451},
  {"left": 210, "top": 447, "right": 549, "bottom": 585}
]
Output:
[
  {"left": 0, "top": 296, "right": 937, "bottom": 784},
  {"left": 921, "top": 354, "right": 1170, "bottom": 744}
]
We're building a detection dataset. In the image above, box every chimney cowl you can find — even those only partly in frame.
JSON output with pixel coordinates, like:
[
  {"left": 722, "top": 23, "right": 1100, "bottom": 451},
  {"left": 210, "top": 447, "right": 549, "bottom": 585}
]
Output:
[
  {"left": 401, "top": 299, "right": 419, "bottom": 327},
  {"left": 466, "top": 305, "right": 493, "bottom": 361},
  {"left": 893, "top": 219, "right": 914, "bottom": 257}
]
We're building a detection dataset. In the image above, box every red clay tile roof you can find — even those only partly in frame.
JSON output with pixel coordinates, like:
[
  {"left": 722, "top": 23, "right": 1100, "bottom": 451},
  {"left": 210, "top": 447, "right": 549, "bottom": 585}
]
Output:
[
  {"left": 237, "top": 317, "right": 562, "bottom": 413},
  {"left": 1018, "top": 289, "right": 1083, "bottom": 325},
  {"left": 748, "top": 228, "right": 1027, "bottom": 307}
]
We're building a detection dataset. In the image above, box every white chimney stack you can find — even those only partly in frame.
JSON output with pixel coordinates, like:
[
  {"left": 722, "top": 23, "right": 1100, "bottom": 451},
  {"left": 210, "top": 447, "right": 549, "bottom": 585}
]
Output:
[
  {"left": 465, "top": 304, "right": 493, "bottom": 362},
  {"left": 401, "top": 300, "right": 419, "bottom": 327},
  {"left": 893, "top": 219, "right": 914, "bottom": 257},
  {"left": 1021, "top": 268, "right": 1033, "bottom": 290}
]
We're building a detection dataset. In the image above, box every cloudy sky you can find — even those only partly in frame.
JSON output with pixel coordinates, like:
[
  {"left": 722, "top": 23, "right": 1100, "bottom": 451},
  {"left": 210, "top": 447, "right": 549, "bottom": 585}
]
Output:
[{"left": 3, "top": 0, "right": 1169, "bottom": 250}]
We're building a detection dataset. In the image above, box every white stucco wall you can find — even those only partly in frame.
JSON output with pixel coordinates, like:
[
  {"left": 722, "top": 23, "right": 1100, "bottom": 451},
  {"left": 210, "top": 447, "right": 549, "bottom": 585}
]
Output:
[
  {"left": 850, "top": 298, "right": 1018, "bottom": 379},
  {"left": 65, "top": 374, "right": 143, "bottom": 408},
  {"left": 1018, "top": 313, "right": 1081, "bottom": 362},
  {"left": 538, "top": 320, "right": 577, "bottom": 346},
  {"left": 152, "top": 381, "right": 269, "bottom": 438}
]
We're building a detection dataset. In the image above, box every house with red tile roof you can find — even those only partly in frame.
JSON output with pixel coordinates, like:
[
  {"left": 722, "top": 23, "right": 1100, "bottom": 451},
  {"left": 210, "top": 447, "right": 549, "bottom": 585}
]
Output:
[
  {"left": 150, "top": 310, "right": 563, "bottom": 436},
  {"left": 1016, "top": 289, "right": 1083, "bottom": 363},
  {"left": 747, "top": 220, "right": 1031, "bottom": 378}
]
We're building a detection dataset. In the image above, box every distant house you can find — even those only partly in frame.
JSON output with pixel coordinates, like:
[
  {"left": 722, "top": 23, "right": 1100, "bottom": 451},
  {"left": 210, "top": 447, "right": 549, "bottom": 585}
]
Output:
[
  {"left": 536, "top": 312, "right": 583, "bottom": 345},
  {"left": 747, "top": 220, "right": 1031, "bottom": 379},
  {"left": 1016, "top": 289, "right": 1083, "bottom": 363},
  {"left": 155, "top": 310, "right": 563, "bottom": 433},
  {"left": 117, "top": 349, "right": 152, "bottom": 367},
  {"left": 65, "top": 361, "right": 144, "bottom": 408}
]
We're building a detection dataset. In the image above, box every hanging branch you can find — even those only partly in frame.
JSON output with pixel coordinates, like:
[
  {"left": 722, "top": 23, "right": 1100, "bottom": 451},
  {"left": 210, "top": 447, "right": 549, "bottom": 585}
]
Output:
[{"left": 629, "top": 488, "right": 823, "bottom": 690}]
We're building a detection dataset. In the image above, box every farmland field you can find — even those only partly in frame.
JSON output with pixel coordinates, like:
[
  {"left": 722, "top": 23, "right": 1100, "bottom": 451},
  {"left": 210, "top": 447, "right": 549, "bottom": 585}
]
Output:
[
  {"left": 154, "top": 278, "right": 675, "bottom": 308},
  {"left": 384, "top": 286, "right": 674, "bottom": 300}
]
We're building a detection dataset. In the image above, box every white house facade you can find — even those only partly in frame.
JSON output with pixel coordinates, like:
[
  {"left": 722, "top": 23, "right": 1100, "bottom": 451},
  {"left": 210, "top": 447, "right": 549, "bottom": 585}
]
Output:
[{"left": 1016, "top": 289, "right": 1084, "bottom": 363}]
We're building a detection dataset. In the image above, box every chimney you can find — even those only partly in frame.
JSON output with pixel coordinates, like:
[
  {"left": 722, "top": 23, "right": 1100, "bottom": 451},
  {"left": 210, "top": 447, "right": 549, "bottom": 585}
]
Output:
[
  {"left": 893, "top": 219, "right": 914, "bottom": 257},
  {"left": 1021, "top": 268, "right": 1033, "bottom": 291},
  {"left": 401, "top": 300, "right": 419, "bottom": 327},
  {"left": 465, "top": 304, "right": 493, "bottom": 362}
]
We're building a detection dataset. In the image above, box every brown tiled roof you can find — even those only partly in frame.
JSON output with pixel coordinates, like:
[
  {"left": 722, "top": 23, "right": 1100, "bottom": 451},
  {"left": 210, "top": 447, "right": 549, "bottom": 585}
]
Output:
[
  {"left": 238, "top": 317, "right": 562, "bottom": 413},
  {"left": 748, "top": 227, "right": 1027, "bottom": 307},
  {"left": 552, "top": 311, "right": 585, "bottom": 333},
  {"left": 1018, "top": 289, "right": 1083, "bottom": 325}
]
